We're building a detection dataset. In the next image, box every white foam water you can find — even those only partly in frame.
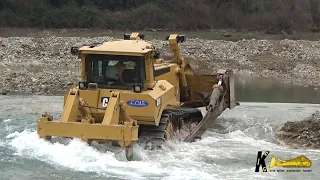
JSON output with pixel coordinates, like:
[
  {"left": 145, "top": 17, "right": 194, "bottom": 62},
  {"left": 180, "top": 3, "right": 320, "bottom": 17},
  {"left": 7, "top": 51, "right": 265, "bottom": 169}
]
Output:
[
  {"left": 5, "top": 127, "right": 283, "bottom": 180},
  {"left": 6, "top": 130, "right": 170, "bottom": 179},
  {"left": 2, "top": 97, "right": 320, "bottom": 180},
  {"left": 3, "top": 119, "right": 13, "bottom": 122}
]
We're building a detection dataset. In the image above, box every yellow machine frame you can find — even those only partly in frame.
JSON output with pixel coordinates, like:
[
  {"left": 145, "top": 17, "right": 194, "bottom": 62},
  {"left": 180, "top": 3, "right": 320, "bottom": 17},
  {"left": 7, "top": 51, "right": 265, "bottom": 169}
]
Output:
[{"left": 37, "top": 32, "right": 237, "bottom": 160}]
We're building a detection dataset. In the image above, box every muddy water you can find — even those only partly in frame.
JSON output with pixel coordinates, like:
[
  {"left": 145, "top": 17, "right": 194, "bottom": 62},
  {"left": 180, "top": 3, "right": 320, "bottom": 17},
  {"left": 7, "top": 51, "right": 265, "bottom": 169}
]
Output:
[{"left": 0, "top": 77, "right": 319, "bottom": 180}]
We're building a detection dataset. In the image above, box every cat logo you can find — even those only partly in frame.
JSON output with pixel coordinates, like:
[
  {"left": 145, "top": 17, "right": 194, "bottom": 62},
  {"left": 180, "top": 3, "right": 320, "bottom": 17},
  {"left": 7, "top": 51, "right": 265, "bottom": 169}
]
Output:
[{"left": 101, "top": 97, "right": 109, "bottom": 108}]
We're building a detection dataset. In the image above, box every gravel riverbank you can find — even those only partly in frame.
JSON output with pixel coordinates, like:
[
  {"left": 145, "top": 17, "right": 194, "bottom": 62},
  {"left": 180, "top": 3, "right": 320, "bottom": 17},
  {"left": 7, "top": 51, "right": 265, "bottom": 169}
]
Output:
[{"left": 0, "top": 36, "right": 319, "bottom": 95}]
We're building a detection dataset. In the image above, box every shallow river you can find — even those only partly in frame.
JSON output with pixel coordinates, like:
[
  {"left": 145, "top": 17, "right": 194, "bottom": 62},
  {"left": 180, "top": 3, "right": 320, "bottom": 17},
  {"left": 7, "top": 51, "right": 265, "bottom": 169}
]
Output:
[{"left": 0, "top": 77, "right": 319, "bottom": 180}]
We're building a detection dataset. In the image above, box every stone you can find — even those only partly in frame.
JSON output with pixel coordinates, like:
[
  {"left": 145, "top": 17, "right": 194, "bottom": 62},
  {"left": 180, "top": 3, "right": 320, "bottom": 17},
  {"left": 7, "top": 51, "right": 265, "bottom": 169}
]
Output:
[
  {"left": 276, "top": 111, "right": 320, "bottom": 149},
  {"left": 0, "top": 36, "right": 319, "bottom": 95}
]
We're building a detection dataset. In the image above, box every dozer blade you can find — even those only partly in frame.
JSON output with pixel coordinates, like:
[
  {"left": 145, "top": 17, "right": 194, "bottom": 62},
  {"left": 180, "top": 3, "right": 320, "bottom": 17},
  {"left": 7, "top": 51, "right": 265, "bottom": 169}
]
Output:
[
  {"left": 136, "top": 69, "right": 238, "bottom": 147},
  {"left": 184, "top": 69, "right": 236, "bottom": 142},
  {"left": 227, "top": 69, "right": 237, "bottom": 109}
]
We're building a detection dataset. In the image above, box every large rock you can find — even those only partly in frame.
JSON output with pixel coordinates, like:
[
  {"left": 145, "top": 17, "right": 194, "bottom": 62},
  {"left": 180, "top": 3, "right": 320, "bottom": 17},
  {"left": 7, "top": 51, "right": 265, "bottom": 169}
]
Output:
[{"left": 276, "top": 111, "right": 320, "bottom": 149}]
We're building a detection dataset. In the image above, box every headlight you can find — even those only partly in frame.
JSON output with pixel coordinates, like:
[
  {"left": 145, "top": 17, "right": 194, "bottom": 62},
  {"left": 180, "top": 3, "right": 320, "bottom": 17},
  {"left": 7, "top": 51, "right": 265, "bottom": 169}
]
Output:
[
  {"left": 71, "top": 46, "right": 79, "bottom": 55},
  {"left": 156, "top": 97, "right": 161, "bottom": 107},
  {"left": 133, "top": 85, "right": 142, "bottom": 93},
  {"left": 79, "top": 81, "right": 86, "bottom": 89}
]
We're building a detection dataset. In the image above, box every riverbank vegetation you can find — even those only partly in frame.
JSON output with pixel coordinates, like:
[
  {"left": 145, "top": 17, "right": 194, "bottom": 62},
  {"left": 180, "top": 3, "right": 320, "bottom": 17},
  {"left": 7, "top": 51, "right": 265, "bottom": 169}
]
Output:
[{"left": 1, "top": 0, "right": 320, "bottom": 34}]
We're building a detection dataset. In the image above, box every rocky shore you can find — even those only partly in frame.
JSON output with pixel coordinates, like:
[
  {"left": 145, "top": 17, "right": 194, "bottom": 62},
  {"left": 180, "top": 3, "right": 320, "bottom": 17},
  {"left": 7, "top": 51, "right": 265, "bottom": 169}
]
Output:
[
  {"left": 276, "top": 111, "right": 320, "bottom": 149},
  {"left": 0, "top": 35, "right": 319, "bottom": 95}
]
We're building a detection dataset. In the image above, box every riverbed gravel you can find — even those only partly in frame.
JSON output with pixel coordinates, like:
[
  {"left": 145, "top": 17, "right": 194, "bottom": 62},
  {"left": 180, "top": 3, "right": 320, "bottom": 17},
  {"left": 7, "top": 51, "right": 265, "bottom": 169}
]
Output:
[{"left": 0, "top": 36, "right": 319, "bottom": 95}]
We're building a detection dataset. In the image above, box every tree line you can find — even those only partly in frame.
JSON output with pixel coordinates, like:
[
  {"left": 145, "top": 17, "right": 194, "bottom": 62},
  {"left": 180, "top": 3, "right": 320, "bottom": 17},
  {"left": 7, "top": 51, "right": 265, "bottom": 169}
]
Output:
[{"left": 1, "top": 0, "right": 320, "bottom": 33}]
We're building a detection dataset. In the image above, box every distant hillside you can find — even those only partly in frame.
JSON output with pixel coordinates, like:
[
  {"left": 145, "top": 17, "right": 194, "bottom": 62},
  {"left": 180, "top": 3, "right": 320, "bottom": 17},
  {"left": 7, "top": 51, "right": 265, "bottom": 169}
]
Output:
[{"left": 1, "top": 0, "right": 320, "bottom": 34}]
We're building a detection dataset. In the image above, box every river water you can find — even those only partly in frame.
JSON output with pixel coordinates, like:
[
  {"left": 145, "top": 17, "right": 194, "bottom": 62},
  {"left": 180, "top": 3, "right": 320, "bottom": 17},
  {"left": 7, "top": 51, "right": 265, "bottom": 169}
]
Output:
[{"left": 0, "top": 77, "right": 319, "bottom": 180}]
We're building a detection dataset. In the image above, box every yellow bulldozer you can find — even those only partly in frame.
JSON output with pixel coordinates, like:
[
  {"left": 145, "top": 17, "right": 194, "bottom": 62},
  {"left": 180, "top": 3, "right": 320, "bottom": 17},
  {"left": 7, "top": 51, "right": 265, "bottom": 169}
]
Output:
[{"left": 37, "top": 32, "right": 238, "bottom": 161}]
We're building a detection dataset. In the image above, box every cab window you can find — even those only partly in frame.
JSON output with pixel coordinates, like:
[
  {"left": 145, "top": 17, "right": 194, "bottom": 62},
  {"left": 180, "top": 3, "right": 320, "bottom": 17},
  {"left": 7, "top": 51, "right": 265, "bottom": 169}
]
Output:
[{"left": 85, "top": 54, "right": 145, "bottom": 89}]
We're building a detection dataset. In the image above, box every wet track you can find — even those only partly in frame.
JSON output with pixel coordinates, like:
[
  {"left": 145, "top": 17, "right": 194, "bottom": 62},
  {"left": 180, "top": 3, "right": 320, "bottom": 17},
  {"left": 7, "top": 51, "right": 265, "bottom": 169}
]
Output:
[{"left": 0, "top": 95, "right": 319, "bottom": 180}]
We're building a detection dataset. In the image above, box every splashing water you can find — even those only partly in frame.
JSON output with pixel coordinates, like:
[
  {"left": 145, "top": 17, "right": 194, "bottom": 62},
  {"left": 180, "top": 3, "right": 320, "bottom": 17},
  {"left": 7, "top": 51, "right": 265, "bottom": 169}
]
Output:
[{"left": 1, "top": 96, "right": 320, "bottom": 180}]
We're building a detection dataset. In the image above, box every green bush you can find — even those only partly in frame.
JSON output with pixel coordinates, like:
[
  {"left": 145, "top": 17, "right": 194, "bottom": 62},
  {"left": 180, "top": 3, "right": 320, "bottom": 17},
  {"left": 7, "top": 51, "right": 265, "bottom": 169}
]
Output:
[{"left": 0, "top": 0, "right": 319, "bottom": 32}]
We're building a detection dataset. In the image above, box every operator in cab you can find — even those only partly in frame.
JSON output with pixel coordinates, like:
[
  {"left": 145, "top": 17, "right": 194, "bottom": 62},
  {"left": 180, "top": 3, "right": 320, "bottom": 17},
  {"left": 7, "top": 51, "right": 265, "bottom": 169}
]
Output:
[{"left": 105, "top": 61, "right": 126, "bottom": 84}]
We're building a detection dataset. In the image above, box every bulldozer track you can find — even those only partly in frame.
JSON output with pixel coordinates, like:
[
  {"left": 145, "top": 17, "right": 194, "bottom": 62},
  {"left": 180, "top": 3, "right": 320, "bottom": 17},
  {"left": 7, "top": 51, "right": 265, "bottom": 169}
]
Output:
[{"left": 138, "top": 108, "right": 203, "bottom": 149}]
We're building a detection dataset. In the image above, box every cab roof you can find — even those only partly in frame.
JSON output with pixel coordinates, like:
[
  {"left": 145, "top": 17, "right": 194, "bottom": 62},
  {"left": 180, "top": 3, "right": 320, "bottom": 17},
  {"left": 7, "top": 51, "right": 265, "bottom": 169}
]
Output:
[{"left": 79, "top": 40, "right": 155, "bottom": 55}]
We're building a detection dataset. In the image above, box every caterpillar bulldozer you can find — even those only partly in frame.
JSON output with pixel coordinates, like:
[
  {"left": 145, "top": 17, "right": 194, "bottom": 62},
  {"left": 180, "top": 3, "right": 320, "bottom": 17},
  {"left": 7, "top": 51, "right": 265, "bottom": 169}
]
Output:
[{"left": 37, "top": 32, "right": 238, "bottom": 161}]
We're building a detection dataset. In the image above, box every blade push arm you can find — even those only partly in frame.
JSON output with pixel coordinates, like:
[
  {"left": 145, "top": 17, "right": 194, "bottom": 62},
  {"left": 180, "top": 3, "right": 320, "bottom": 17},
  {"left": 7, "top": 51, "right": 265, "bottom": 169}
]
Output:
[{"left": 37, "top": 90, "right": 138, "bottom": 148}]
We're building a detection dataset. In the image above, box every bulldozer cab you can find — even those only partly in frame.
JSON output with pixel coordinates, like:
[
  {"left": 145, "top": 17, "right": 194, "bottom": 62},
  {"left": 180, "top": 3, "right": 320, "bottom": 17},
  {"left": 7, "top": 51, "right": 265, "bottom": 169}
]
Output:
[
  {"left": 72, "top": 33, "right": 159, "bottom": 93},
  {"left": 84, "top": 54, "right": 146, "bottom": 90}
]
